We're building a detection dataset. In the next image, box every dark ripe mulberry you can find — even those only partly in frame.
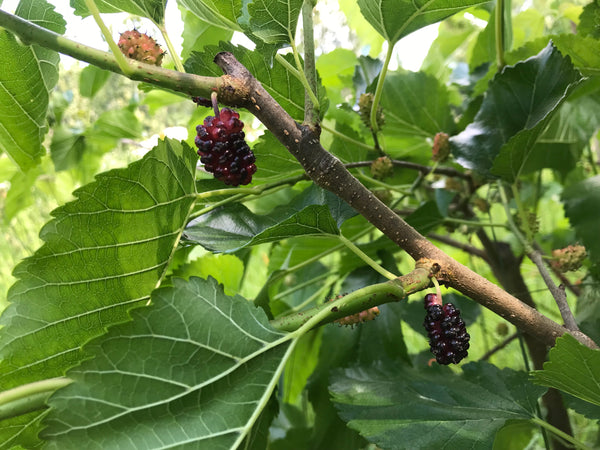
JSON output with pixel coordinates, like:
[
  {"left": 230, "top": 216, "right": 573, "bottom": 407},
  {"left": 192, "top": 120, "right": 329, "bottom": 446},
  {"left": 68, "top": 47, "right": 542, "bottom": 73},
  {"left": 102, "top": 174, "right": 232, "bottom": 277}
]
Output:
[
  {"left": 195, "top": 108, "right": 257, "bottom": 186},
  {"left": 423, "top": 294, "right": 470, "bottom": 365}
]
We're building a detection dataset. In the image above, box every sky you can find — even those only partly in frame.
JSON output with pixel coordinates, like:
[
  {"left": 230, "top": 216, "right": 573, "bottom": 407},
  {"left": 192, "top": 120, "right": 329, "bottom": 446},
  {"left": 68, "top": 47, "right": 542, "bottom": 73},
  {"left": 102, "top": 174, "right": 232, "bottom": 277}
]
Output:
[{"left": 1, "top": 0, "right": 437, "bottom": 71}]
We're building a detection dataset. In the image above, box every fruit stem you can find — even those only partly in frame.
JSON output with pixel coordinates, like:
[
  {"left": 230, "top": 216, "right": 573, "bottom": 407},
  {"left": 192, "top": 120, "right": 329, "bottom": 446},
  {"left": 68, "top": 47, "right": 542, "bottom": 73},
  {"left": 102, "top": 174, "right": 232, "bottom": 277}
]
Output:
[
  {"left": 370, "top": 41, "right": 393, "bottom": 133},
  {"left": 84, "top": 0, "right": 132, "bottom": 76},
  {"left": 338, "top": 234, "right": 398, "bottom": 280},
  {"left": 431, "top": 276, "right": 442, "bottom": 301},
  {"left": 157, "top": 22, "right": 185, "bottom": 72},
  {"left": 0, "top": 377, "right": 72, "bottom": 421},
  {"left": 211, "top": 91, "right": 220, "bottom": 118}
]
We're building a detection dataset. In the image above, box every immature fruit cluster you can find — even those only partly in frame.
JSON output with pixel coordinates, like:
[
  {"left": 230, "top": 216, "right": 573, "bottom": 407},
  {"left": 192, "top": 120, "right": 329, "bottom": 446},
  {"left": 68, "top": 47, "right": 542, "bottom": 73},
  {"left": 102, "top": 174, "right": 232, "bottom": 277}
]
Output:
[
  {"left": 329, "top": 295, "right": 380, "bottom": 327},
  {"left": 118, "top": 30, "right": 165, "bottom": 66},
  {"left": 423, "top": 293, "right": 470, "bottom": 365},
  {"left": 358, "top": 93, "right": 385, "bottom": 130},
  {"left": 551, "top": 245, "right": 587, "bottom": 272},
  {"left": 370, "top": 156, "right": 393, "bottom": 179},
  {"left": 195, "top": 108, "right": 257, "bottom": 186},
  {"left": 432, "top": 132, "right": 450, "bottom": 162}
]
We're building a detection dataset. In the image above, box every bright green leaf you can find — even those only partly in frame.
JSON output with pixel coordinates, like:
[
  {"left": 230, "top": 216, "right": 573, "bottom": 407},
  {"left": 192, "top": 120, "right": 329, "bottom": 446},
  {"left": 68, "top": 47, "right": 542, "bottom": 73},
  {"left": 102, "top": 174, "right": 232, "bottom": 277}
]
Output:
[
  {"left": 562, "top": 175, "right": 600, "bottom": 266},
  {"left": 79, "top": 65, "right": 111, "bottom": 98},
  {"left": 178, "top": 0, "right": 243, "bottom": 31},
  {"left": 283, "top": 329, "right": 323, "bottom": 404},
  {"left": 358, "top": 0, "right": 491, "bottom": 45},
  {"left": 531, "top": 334, "right": 600, "bottom": 407},
  {"left": 70, "top": 0, "right": 166, "bottom": 24},
  {"left": 171, "top": 253, "right": 245, "bottom": 295},
  {"left": 451, "top": 43, "right": 583, "bottom": 179},
  {"left": 331, "top": 361, "right": 546, "bottom": 449},
  {"left": 339, "top": 0, "right": 385, "bottom": 56},
  {"left": 43, "top": 277, "right": 294, "bottom": 448},
  {"left": 185, "top": 185, "right": 357, "bottom": 252},
  {"left": 247, "top": 0, "right": 303, "bottom": 45},
  {"left": 3, "top": 167, "right": 40, "bottom": 223},
  {"left": 50, "top": 126, "right": 85, "bottom": 171},
  {"left": 180, "top": 5, "right": 233, "bottom": 59},
  {"left": 0, "top": 0, "right": 65, "bottom": 170}
]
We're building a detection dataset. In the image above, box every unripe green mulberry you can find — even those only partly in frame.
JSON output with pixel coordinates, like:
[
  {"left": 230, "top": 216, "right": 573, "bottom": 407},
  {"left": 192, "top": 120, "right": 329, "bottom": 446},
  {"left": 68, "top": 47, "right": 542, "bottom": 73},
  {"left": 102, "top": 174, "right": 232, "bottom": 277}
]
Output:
[
  {"left": 370, "top": 156, "right": 393, "bottom": 180},
  {"left": 358, "top": 93, "right": 384, "bottom": 130}
]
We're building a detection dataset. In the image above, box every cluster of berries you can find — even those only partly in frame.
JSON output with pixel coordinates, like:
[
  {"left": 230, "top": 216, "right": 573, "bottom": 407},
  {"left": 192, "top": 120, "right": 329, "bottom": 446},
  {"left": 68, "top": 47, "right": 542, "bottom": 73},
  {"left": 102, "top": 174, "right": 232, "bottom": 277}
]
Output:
[
  {"left": 195, "top": 107, "right": 257, "bottom": 186},
  {"left": 423, "top": 293, "right": 470, "bottom": 365},
  {"left": 117, "top": 30, "right": 165, "bottom": 66}
]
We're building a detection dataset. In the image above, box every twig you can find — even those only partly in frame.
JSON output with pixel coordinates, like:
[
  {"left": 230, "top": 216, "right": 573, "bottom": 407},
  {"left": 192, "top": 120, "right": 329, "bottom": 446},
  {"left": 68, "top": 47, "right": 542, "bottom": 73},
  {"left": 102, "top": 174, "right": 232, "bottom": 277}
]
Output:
[
  {"left": 301, "top": 0, "right": 318, "bottom": 125},
  {"left": 480, "top": 332, "right": 518, "bottom": 360},
  {"left": 428, "top": 233, "right": 489, "bottom": 262}
]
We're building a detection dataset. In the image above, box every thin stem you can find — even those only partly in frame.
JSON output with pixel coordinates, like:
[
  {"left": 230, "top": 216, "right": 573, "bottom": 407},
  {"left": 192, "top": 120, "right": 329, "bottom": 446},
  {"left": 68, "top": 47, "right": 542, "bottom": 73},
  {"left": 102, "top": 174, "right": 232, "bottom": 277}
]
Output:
[
  {"left": 157, "top": 23, "right": 184, "bottom": 72},
  {"left": 500, "top": 184, "right": 579, "bottom": 331},
  {"left": 301, "top": 0, "right": 318, "bottom": 124},
  {"left": 356, "top": 172, "right": 411, "bottom": 194},
  {"left": 443, "top": 217, "right": 509, "bottom": 229},
  {"left": 0, "top": 377, "right": 72, "bottom": 421},
  {"left": 529, "top": 251, "right": 579, "bottom": 331},
  {"left": 338, "top": 234, "right": 397, "bottom": 280},
  {"left": 84, "top": 0, "right": 132, "bottom": 75},
  {"left": 479, "top": 333, "right": 518, "bottom": 360},
  {"left": 275, "top": 53, "right": 302, "bottom": 79},
  {"left": 286, "top": 280, "right": 335, "bottom": 314},
  {"left": 320, "top": 124, "right": 375, "bottom": 150},
  {"left": 531, "top": 417, "right": 591, "bottom": 450},
  {"left": 272, "top": 268, "right": 430, "bottom": 332},
  {"left": 428, "top": 233, "right": 489, "bottom": 262},
  {"left": 370, "top": 42, "right": 394, "bottom": 132},
  {"left": 495, "top": 0, "right": 506, "bottom": 69},
  {"left": 288, "top": 37, "right": 320, "bottom": 110},
  {"left": 0, "top": 10, "right": 219, "bottom": 96},
  {"left": 511, "top": 184, "right": 534, "bottom": 243},
  {"left": 272, "top": 272, "right": 331, "bottom": 301}
]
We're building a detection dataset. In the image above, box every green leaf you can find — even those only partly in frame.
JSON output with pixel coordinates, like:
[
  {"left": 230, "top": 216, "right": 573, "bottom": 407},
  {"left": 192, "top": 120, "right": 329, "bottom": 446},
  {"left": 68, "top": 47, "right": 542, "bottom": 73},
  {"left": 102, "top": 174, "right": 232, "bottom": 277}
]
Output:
[
  {"left": 185, "top": 43, "right": 306, "bottom": 121},
  {"left": 180, "top": 5, "right": 233, "bottom": 59},
  {"left": 358, "top": 0, "right": 491, "bottom": 45},
  {"left": 185, "top": 185, "right": 357, "bottom": 252},
  {"left": 3, "top": 166, "right": 41, "bottom": 223},
  {"left": 79, "top": 65, "right": 111, "bottom": 98},
  {"left": 70, "top": 0, "right": 166, "bottom": 24},
  {"left": 0, "top": 140, "right": 197, "bottom": 447},
  {"left": 451, "top": 43, "right": 583, "bottom": 180},
  {"left": 283, "top": 329, "right": 322, "bottom": 404},
  {"left": 247, "top": 0, "right": 303, "bottom": 45},
  {"left": 339, "top": 0, "right": 385, "bottom": 57},
  {"left": 330, "top": 361, "right": 546, "bottom": 449},
  {"left": 562, "top": 175, "right": 600, "bottom": 266},
  {"left": 578, "top": 0, "right": 600, "bottom": 38},
  {"left": 178, "top": 0, "right": 243, "bottom": 31},
  {"left": 42, "top": 277, "right": 294, "bottom": 448},
  {"left": 251, "top": 132, "right": 304, "bottom": 183},
  {"left": 0, "top": 0, "right": 65, "bottom": 170},
  {"left": 50, "top": 126, "right": 86, "bottom": 171},
  {"left": 405, "top": 201, "right": 445, "bottom": 234},
  {"left": 531, "top": 334, "right": 600, "bottom": 407},
  {"left": 380, "top": 71, "right": 454, "bottom": 159},
  {"left": 170, "top": 253, "right": 245, "bottom": 296}
]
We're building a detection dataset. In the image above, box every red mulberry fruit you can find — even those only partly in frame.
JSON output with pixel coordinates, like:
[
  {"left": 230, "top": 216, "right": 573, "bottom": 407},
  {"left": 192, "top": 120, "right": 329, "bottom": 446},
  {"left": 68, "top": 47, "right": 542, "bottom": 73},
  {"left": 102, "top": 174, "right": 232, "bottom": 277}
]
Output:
[
  {"left": 118, "top": 30, "right": 165, "bottom": 66},
  {"left": 423, "top": 293, "right": 470, "bottom": 365},
  {"left": 195, "top": 108, "right": 257, "bottom": 186}
]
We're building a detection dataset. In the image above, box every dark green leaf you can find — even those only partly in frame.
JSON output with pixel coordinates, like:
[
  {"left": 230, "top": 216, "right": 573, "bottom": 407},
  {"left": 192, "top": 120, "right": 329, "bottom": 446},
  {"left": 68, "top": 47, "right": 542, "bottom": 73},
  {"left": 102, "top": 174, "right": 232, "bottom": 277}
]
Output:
[
  {"left": 251, "top": 131, "right": 304, "bottom": 183},
  {"left": 43, "top": 277, "right": 293, "bottom": 448},
  {"left": 331, "top": 361, "right": 546, "bottom": 450},
  {"left": 578, "top": 0, "right": 600, "bottom": 38},
  {"left": 451, "top": 43, "right": 583, "bottom": 180},
  {"left": 380, "top": 71, "right": 454, "bottom": 159},
  {"left": 185, "top": 43, "right": 306, "bottom": 121},
  {"left": 358, "top": 0, "right": 491, "bottom": 45},
  {"left": 562, "top": 175, "right": 600, "bottom": 266},
  {"left": 0, "top": 0, "right": 65, "bottom": 170},
  {"left": 184, "top": 185, "right": 357, "bottom": 252},
  {"left": 405, "top": 201, "right": 445, "bottom": 234},
  {"left": 79, "top": 65, "right": 110, "bottom": 98},
  {"left": 531, "top": 334, "right": 600, "bottom": 407},
  {"left": 247, "top": 0, "right": 303, "bottom": 45},
  {"left": 70, "top": 0, "right": 166, "bottom": 24}
]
